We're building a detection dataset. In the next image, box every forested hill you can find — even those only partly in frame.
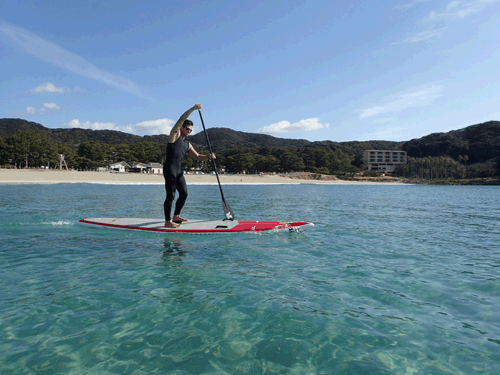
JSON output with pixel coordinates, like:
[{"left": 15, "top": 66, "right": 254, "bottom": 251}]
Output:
[
  {"left": 187, "top": 127, "right": 311, "bottom": 151},
  {"left": 0, "top": 118, "right": 145, "bottom": 146},
  {"left": 0, "top": 118, "right": 401, "bottom": 156},
  {"left": 2, "top": 118, "right": 499, "bottom": 162},
  {"left": 402, "top": 121, "right": 500, "bottom": 164},
  {"left": 187, "top": 128, "right": 403, "bottom": 156}
]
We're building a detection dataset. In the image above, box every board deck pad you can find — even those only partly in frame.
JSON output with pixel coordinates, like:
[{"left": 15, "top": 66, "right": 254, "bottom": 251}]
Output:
[{"left": 79, "top": 218, "right": 314, "bottom": 233}]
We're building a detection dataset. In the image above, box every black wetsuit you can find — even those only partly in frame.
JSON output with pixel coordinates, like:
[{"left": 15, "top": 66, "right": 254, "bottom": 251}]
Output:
[{"left": 163, "top": 136, "right": 190, "bottom": 221}]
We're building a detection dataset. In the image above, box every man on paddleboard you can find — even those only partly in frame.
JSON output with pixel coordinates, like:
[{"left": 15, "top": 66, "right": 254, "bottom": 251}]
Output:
[{"left": 163, "top": 104, "right": 215, "bottom": 228}]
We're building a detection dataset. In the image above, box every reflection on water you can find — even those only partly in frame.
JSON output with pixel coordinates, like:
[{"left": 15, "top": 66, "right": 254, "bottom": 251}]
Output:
[{"left": 163, "top": 238, "right": 185, "bottom": 255}]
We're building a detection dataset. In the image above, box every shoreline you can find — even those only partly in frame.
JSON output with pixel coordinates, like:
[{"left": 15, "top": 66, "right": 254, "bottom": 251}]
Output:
[{"left": 0, "top": 169, "right": 407, "bottom": 185}]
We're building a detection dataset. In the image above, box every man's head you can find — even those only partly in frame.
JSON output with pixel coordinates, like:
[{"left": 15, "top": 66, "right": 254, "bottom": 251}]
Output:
[{"left": 182, "top": 120, "right": 193, "bottom": 135}]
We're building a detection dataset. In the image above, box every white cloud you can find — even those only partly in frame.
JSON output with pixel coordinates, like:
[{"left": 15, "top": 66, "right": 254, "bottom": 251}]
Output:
[
  {"left": 394, "top": 0, "right": 430, "bottom": 11},
  {"left": 423, "top": 0, "right": 499, "bottom": 24},
  {"left": 24, "top": 102, "right": 61, "bottom": 114},
  {"left": 62, "top": 119, "right": 120, "bottom": 131},
  {"left": 360, "top": 106, "right": 385, "bottom": 119},
  {"left": 30, "top": 82, "right": 68, "bottom": 93},
  {"left": 43, "top": 102, "right": 60, "bottom": 110},
  {"left": 61, "top": 118, "right": 176, "bottom": 135},
  {"left": 122, "top": 119, "right": 175, "bottom": 135},
  {"left": 0, "top": 20, "right": 152, "bottom": 100},
  {"left": 397, "top": 28, "right": 446, "bottom": 44},
  {"left": 357, "top": 84, "right": 444, "bottom": 119},
  {"left": 256, "top": 118, "right": 329, "bottom": 135},
  {"left": 447, "top": 1, "right": 461, "bottom": 11},
  {"left": 394, "top": 0, "right": 498, "bottom": 45}
]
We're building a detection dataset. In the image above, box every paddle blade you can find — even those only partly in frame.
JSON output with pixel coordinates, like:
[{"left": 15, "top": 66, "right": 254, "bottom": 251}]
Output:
[{"left": 223, "top": 200, "right": 235, "bottom": 221}]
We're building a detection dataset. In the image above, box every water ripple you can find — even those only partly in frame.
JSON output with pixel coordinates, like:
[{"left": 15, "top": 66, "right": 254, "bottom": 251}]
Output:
[{"left": 1, "top": 184, "right": 500, "bottom": 374}]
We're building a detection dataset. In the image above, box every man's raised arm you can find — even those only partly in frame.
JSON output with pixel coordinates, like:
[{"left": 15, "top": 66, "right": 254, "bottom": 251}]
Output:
[{"left": 169, "top": 104, "right": 202, "bottom": 140}]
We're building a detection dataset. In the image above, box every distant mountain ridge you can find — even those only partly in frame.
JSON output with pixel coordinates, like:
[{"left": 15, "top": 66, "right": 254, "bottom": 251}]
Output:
[
  {"left": 402, "top": 121, "right": 500, "bottom": 164},
  {"left": 1, "top": 118, "right": 499, "bottom": 163},
  {"left": 0, "top": 118, "right": 402, "bottom": 156},
  {"left": 0, "top": 118, "right": 145, "bottom": 146}
]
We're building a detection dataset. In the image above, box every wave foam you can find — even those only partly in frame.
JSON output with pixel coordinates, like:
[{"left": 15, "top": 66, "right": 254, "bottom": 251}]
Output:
[{"left": 44, "top": 220, "right": 74, "bottom": 226}]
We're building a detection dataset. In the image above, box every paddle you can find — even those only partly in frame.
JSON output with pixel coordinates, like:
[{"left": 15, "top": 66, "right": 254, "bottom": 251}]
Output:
[{"left": 198, "top": 109, "right": 235, "bottom": 221}]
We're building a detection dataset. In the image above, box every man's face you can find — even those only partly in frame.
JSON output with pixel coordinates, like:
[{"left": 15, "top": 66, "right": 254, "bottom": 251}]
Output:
[{"left": 182, "top": 125, "right": 193, "bottom": 135}]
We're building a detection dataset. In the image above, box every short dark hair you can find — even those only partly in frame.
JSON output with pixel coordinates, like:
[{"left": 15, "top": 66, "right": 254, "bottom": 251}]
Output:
[{"left": 183, "top": 120, "right": 193, "bottom": 126}]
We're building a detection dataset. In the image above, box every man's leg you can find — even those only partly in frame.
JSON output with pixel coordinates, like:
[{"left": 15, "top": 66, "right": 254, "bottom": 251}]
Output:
[
  {"left": 164, "top": 174, "right": 181, "bottom": 228},
  {"left": 173, "top": 175, "right": 189, "bottom": 222}
]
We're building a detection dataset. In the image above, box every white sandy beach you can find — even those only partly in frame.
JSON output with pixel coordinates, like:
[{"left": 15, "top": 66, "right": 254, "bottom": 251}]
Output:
[{"left": 0, "top": 169, "right": 406, "bottom": 185}]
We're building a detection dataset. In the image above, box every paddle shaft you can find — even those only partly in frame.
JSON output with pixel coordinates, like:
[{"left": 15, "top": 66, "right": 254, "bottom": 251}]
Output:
[{"left": 198, "top": 110, "right": 233, "bottom": 218}]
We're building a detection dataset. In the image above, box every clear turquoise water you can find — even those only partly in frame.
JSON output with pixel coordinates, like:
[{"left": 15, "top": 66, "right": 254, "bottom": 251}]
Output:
[{"left": 1, "top": 183, "right": 499, "bottom": 374}]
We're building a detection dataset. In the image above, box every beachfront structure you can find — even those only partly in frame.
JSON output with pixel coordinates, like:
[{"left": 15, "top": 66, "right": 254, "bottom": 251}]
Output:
[
  {"left": 129, "top": 161, "right": 149, "bottom": 173},
  {"left": 363, "top": 150, "right": 407, "bottom": 173},
  {"left": 147, "top": 163, "right": 163, "bottom": 174},
  {"left": 58, "top": 154, "right": 68, "bottom": 170},
  {"left": 109, "top": 161, "right": 130, "bottom": 173},
  {"left": 108, "top": 161, "right": 163, "bottom": 174}
]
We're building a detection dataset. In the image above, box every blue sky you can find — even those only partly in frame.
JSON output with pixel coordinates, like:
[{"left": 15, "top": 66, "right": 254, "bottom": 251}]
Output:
[{"left": 1, "top": 0, "right": 499, "bottom": 142}]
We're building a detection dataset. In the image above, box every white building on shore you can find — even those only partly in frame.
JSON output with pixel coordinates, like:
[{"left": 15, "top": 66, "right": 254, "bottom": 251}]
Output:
[
  {"left": 363, "top": 150, "right": 407, "bottom": 173},
  {"left": 147, "top": 163, "right": 163, "bottom": 174},
  {"left": 109, "top": 161, "right": 130, "bottom": 173}
]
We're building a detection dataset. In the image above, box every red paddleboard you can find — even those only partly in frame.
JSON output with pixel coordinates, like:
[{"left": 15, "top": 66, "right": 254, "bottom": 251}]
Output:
[{"left": 79, "top": 218, "right": 314, "bottom": 233}]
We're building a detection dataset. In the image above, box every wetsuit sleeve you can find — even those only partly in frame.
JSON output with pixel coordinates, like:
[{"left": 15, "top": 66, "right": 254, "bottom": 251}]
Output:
[{"left": 170, "top": 106, "right": 197, "bottom": 137}]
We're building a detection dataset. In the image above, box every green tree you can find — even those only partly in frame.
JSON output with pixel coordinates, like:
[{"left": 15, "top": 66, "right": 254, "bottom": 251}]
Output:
[
  {"left": 302, "top": 146, "right": 352, "bottom": 174},
  {"left": 346, "top": 165, "right": 360, "bottom": 178},
  {"left": 0, "top": 137, "right": 12, "bottom": 166},
  {"left": 253, "top": 154, "right": 280, "bottom": 173},
  {"left": 129, "top": 141, "right": 163, "bottom": 163},
  {"left": 331, "top": 150, "right": 352, "bottom": 173},
  {"left": 278, "top": 148, "right": 305, "bottom": 172},
  {"left": 225, "top": 153, "right": 255, "bottom": 173},
  {"left": 77, "top": 141, "right": 110, "bottom": 168},
  {"left": 7, "top": 130, "right": 59, "bottom": 168},
  {"left": 302, "top": 146, "right": 328, "bottom": 172},
  {"left": 112, "top": 143, "right": 134, "bottom": 162}
]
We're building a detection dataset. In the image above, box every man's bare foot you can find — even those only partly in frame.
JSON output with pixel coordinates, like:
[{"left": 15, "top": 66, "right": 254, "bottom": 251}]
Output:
[
  {"left": 173, "top": 215, "right": 189, "bottom": 223},
  {"left": 165, "top": 220, "right": 181, "bottom": 228}
]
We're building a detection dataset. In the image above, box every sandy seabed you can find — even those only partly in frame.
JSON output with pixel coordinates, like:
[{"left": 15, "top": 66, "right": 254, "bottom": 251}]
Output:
[{"left": 0, "top": 169, "right": 406, "bottom": 185}]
